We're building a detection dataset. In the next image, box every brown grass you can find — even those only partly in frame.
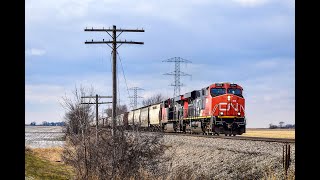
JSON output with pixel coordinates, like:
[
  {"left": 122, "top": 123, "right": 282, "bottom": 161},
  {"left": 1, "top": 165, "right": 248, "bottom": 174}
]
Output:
[
  {"left": 263, "top": 167, "right": 295, "bottom": 180},
  {"left": 32, "top": 147, "right": 64, "bottom": 163},
  {"left": 242, "top": 129, "right": 295, "bottom": 139},
  {"left": 25, "top": 147, "right": 75, "bottom": 179}
]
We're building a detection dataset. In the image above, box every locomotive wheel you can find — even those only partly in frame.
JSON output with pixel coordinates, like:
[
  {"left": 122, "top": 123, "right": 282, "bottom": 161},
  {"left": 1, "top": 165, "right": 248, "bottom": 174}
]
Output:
[
  {"left": 232, "top": 134, "right": 236, "bottom": 136},
  {"left": 225, "top": 134, "right": 227, "bottom": 136}
]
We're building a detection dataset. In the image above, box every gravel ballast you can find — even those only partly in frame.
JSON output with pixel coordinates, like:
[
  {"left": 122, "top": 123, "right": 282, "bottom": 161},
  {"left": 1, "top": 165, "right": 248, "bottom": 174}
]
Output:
[{"left": 161, "top": 134, "right": 295, "bottom": 179}]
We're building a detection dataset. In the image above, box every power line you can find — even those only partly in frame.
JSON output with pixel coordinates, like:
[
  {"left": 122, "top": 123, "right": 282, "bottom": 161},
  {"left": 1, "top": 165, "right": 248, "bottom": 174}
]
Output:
[
  {"left": 117, "top": 51, "right": 133, "bottom": 110},
  {"left": 117, "top": 58, "right": 120, "bottom": 107},
  {"left": 109, "top": 51, "right": 113, "bottom": 73}
]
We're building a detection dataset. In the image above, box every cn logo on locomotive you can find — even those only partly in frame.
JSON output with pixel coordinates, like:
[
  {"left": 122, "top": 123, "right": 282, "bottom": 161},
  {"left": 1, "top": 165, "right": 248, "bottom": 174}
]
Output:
[{"left": 218, "top": 102, "right": 244, "bottom": 112}]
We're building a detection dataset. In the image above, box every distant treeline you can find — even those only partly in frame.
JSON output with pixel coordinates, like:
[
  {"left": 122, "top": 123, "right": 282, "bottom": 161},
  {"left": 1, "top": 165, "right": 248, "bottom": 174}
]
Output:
[
  {"left": 29, "top": 121, "right": 66, "bottom": 126},
  {"left": 269, "top": 122, "right": 295, "bottom": 129}
]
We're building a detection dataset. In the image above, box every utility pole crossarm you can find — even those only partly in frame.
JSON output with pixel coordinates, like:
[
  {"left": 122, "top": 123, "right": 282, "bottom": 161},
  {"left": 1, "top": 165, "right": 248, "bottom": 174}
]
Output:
[
  {"left": 85, "top": 41, "right": 144, "bottom": 44},
  {"left": 98, "top": 96, "right": 113, "bottom": 98},
  {"left": 81, "top": 96, "right": 112, "bottom": 98},
  {"left": 81, "top": 102, "right": 112, "bottom": 104},
  {"left": 84, "top": 28, "right": 144, "bottom": 32}
]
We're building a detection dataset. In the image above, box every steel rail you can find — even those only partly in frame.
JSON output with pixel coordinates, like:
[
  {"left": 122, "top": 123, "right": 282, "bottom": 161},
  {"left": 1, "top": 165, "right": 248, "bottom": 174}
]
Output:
[
  {"left": 92, "top": 126, "right": 295, "bottom": 143},
  {"left": 163, "top": 132, "right": 295, "bottom": 143}
]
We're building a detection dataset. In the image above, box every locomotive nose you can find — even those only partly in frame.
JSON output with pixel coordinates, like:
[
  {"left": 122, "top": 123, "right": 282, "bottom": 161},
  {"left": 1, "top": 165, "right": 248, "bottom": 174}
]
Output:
[
  {"left": 226, "top": 95, "right": 237, "bottom": 104},
  {"left": 231, "top": 96, "right": 240, "bottom": 104}
]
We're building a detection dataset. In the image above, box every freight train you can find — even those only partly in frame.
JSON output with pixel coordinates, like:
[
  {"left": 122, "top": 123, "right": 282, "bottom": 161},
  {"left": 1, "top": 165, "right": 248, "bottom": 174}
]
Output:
[{"left": 101, "top": 82, "right": 246, "bottom": 136}]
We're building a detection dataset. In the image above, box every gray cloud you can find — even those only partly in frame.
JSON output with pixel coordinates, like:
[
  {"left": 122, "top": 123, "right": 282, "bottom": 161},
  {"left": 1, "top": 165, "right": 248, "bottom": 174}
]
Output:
[{"left": 25, "top": 0, "right": 294, "bottom": 127}]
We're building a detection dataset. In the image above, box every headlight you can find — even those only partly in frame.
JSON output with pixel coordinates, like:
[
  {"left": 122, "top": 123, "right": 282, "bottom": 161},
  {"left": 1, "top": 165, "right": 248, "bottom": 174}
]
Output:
[
  {"left": 237, "top": 112, "right": 241, "bottom": 116},
  {"left": 227, "top": 95, "right": 231, "bottom": 101},
  {"left": 220, "top": 112, "right": 224, "bottom": 115}
]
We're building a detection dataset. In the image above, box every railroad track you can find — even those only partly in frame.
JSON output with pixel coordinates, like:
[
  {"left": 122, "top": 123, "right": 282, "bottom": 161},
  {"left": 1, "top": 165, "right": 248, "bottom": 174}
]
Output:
[
  {"left": 94, "top": 127, "right": 295, "bottom": 143},
  {"left": 162, "top": 132, "right": 295, "bottom": 143}
]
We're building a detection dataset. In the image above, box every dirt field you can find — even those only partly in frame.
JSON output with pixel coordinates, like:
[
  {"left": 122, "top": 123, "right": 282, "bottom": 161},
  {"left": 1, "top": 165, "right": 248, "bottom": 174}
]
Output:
[
  {"left": 25, "top": 126, "right": 65, "bottom": 148},
  {"left": 242, "top": 128, "right": 295, "bottom": 139}
]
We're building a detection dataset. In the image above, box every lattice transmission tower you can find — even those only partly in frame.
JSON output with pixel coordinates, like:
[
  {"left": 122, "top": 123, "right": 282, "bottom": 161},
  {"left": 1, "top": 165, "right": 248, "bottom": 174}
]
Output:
[
  {"left": 128, "top": 87, "right": 144, "bottom": 109},
  {"left": 163, "top": 57, "right": 191, "bottom": 97}
]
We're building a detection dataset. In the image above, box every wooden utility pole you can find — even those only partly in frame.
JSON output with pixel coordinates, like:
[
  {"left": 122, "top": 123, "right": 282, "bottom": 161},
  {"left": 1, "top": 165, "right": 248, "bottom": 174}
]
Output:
[
  {"left": 81, "top": 95, "right": 112, "bottom": 142},
  {"left": 84, "top": 25, "right": 144, "bottom": 179},
  {"left": 84, "top": 25, "right": 144, "bottom": 137}
]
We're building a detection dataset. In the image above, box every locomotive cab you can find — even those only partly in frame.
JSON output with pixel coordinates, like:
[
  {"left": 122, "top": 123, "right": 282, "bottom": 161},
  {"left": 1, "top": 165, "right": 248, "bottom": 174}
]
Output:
[{"left": 209, "top": 83, "right": 246, "bottom": 136}]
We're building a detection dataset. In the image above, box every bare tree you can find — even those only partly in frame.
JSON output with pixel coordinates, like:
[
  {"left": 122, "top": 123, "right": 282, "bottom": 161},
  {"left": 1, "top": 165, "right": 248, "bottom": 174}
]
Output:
[
  {"left": 284, "top": 124, "right": 295, "bottom": 129},
  {"left": 60, "top": 85, "right": 95, "bottom": 179},
  {"left": 105, "top": 104, "right": 128, "bottom": 117},
  {"left": 61, "top": 86, "right": 95, "bottom": 135},
  {"left": 269, "top": 123, "right": 278, "bottom": 129},
  {"left": 279, "top": 121, "right": 285, "bottom": 129},
  {"left": 142, "top": 93, "right": 167, "bottom": 106}
]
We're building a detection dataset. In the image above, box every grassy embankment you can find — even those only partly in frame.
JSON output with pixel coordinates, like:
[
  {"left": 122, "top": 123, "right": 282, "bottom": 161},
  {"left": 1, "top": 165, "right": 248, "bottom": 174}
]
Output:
[{"left": 25, "top": 147, "right": 75, "bottom": 180}]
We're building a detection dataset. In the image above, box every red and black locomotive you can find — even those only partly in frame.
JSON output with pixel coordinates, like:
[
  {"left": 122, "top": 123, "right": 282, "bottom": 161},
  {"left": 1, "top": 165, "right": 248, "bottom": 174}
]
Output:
[{"left": 160, "top": 82, "right": 246, "bottom": 136}]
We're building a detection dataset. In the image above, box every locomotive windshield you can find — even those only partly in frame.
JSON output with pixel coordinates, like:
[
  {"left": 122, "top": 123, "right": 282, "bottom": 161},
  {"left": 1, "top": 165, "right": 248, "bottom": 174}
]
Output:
[
  {"left": 210, "top": 88, "right": 226, "bottom": 97},
  {"left": 227, "top": 88, "right": 243, "bottom": 97}
]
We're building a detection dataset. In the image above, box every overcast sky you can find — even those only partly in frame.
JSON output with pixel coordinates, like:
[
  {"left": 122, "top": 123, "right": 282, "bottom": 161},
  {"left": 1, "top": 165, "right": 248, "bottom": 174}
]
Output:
[{"left": 25, "top": 0, "right": 295, "bottom": 128}]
